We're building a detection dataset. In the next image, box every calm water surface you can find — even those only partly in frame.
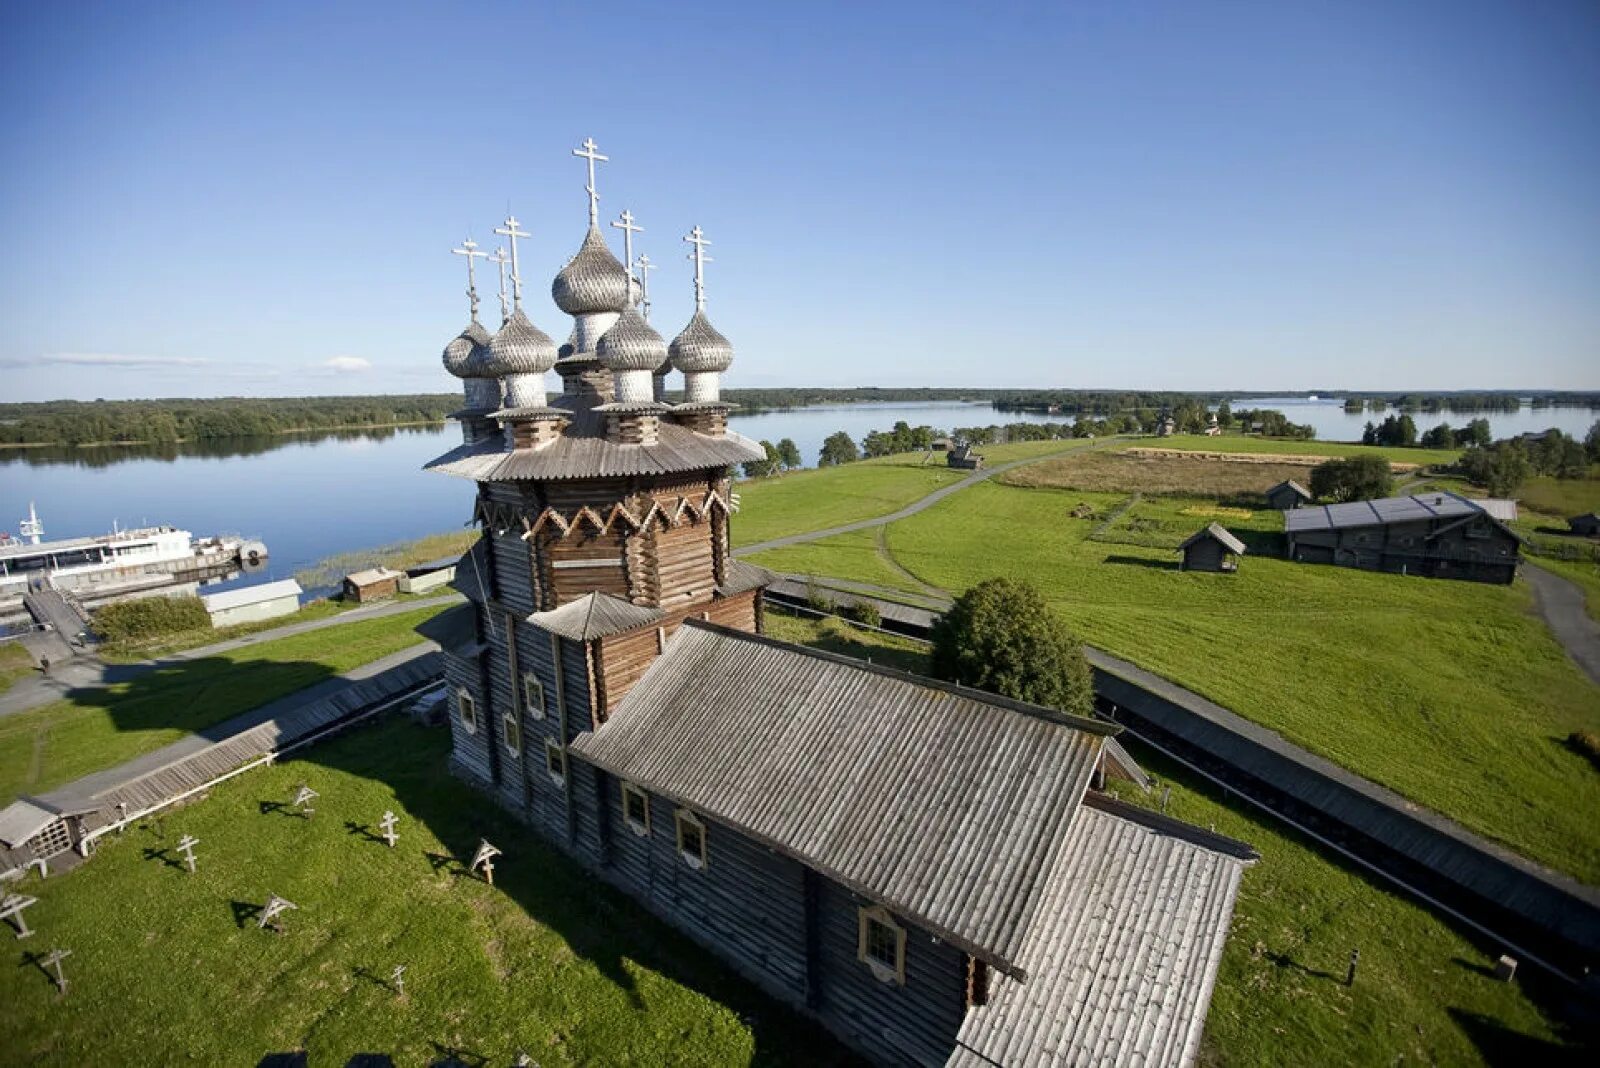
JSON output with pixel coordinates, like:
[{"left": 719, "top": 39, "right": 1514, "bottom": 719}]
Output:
[{"left": 2, "top": 401, "right": 1593, "bottom": 598}]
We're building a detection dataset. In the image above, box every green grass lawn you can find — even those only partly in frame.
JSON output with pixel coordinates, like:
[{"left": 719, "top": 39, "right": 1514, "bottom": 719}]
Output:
[
  {"left": 0, "top": 605, "right": 447, "bottom": 805},
  {"left": 750, "top": 481, "right": 1600, "bottom": 882},
  {"left": 1148, "top": 433, "right": 1463, "bottom": 466},
  {"left": 0, "top": 641, "right": 34, "bottom": 695},
  {"left": 732, "top": 456, "right": 966, "bottom": 547},
  {"left": 1516, "top": 473, "right": 1600, "bottom": 518},
  {"left": 738, "top": 528, "right": 938, "bottom": 597},
  {"left": 0, "top": 716, "right": 845, "bottom": 1066}
]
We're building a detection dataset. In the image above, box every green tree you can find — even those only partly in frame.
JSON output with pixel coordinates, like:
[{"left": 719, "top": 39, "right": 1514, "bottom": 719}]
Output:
[
  {"left": 1216, "top": 401, "right": 1233, "bottom": 428},
  {"left": 1309, "top": 456, "right": 1393, "bottom": 502},
  {"left": 1461, "top": 442, "right": 1531, "bottom": 497},
  {"left": 1420, "top": 422, "right": 1453, "bottom": 449},
  {"left": 1585, "top": 420, "right": 1600, "bottom": 462},
  {"left": 741, "top": 440, "right": 781, "bottom": 478},
  {"left": 1463, "top": 418, "right": 1492, "bottom": 447},
  {"left": 776, "top": 438, "right": 802, "bottom": 470},
  {"left": 818, "top": 431, "right": 859, "bottom": 466},
  {"left": 929, "top": 578, "right": 1094, "bottom": 718}
]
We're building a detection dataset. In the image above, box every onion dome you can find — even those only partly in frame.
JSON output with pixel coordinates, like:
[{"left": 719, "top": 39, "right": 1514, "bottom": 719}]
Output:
[
  {"left": 668, "top": 309, "right": 734, "bottom": 373},
  {"left": 596, "top": 305, "right": 668, "bottom": 373},
  {"left": 442, "top": 320, "right": 492, "bottom": 378},
  {"left": 482, "top": 308, "right": 557, "bottom": 377},
  {"left": 552, "top": 226, "right": 630, "bottom": 315}
]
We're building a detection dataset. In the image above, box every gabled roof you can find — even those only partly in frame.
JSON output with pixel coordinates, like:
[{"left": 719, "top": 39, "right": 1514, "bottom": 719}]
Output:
[
  {"left": 199, "top": 579, "right": 302, "bottom": 613},
  {"left": 1266, "top": 479, "right": 1312, "bottom": 501},
  {"left": 571, "top": 621, "right": 1115, "bottom": 978},
  {"left": 948, "top": 795, "right": 1254, "bottom": 1068},
  {"left": 1284, "top": 491, "right": 1518, "bottom": 535},
  {"left": 414, "top": 603, "right": 483, "bottom": 657},
  {"left": 528, "top": 592, "right": 664, "bottom": 641},
  {"left": 715, "top": 559, "right": 775, "bottom": 597},
  {"left": 1180, "top": 522, "right": 1246, "bottom": 555},
  {"left": 346, "top": 567, "right": 402, "bottom": 586}
]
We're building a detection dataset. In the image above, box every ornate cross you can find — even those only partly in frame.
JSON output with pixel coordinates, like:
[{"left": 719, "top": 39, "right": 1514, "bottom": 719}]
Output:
[
  {"left": 572, "top": 137, "right": 608, "bottom": 225},
  {"left": 378, "top": 810, "right": 399, "bottom": 848},
  {"left": 451, "top": 238, "right": 487, "bottom": 321},
  {"left": 611, "top": 209, "right": 643, "bottom": 294},
  {"left": 684, "top": 226, "right": 713, "bottom": 309},
  {"left": 493, "top": 216, "right": 530, "bottom": 309},
  {"left": 488, "top": 248, "right": 510, "bottom": 322},
  {"left": 42, "top": 947, "right": 71, "bottom": 994},
  {"left": 635, "top": 254, "right": 657, "bottom": 321},
  {"left": 176, "top": 833, "right": 200, "bottom": 874},
  {"left": 292, "top": 783, "right": 318, "bottom": 817}
]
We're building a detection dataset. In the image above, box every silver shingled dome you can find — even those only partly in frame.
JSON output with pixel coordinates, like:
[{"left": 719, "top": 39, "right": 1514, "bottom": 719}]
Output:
[
  {"left": 551, "top": 226, "right": 630, "bottom": 316},
  {"left": 595, "top": 305, "right": 668, "bottom": 373},
  {"left": 482, "top": 308, "right": 558, "bottom": 376},
  {"left": 442, "top": 319, "right": 493, "bottom": 378},
  {"left": 668, "top": 309, "right": 734, "bottom": 373}
]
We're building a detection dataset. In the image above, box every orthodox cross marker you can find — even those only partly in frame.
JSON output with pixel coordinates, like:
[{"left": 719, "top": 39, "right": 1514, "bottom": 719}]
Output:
[
  {"left": 451, "top": 237, "right": 487, "bottom": 322},
  {"left": 378, "top": 810, "right": 399, "bottom": 849},
  {"left": 41, "top": 947, "right": 71, "bottom": 994},
  {"left": 391, "top": 963, "right": 406, "bottom": 997},
  {"left": 611, "top": 209, "right": 643, "bottom": 295},
  {"left": 493, "top": 217, "right": 530, "bottom": 309},
  {"left": 259, "top": 894, "right": 298, "bottom": 933},
  {"left": 469, "top": 839, "right": 501, "bottom": 885},
  {"left": 292, "top": 784, "right": 318, "bottom": 817},
  {"left": 1, "top": 892, "right": 39, "bottom": 939},
  {"left": 684, "top": 226, "right": 713, "bottom": 310},
  {"left": 176, "top": 833, "right": 200, "bottom": 874},
  {"left": 572, "top": 136, "right": 608, "bottom": 225},
  {"left": 635, "top": 254, "right": 657, "bottom": 321},
  {"left": 489, "top": 247, "right": 510, "bottom": 322}
]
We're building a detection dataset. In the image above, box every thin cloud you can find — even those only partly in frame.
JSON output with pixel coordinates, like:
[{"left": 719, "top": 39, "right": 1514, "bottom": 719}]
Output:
[
  {"left": 323, "top": 355, "right": 372, "bottom": 373},
  {"left": 42, "top": 353, "right": 211, "bottom": 367}
]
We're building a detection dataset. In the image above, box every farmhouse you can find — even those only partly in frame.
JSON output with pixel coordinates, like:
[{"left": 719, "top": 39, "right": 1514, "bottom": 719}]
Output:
[
  {"left": 946, "top": 443, "right": 983, "bottom": 470},
  {"left": 1179, "top": 523, "right": 1245, "bottom": 573},
  {"left": 1264, "top": 479, "right": 1313, "bottom": 510},
  {"left": 197, "top": 578, "right": 302, "bottom": 627},
  {"left": 1569, "top": 513, "right": 1600, "bottom": 537},
  {"left": 1284, "top": 491, "right": 1523, "bottom": 584},
  {"left": 343, "top": 567, "right": 402, "bottom": 602},
  {"left": 421, "top": 143, "right": 1253, "bottom": 1067}
]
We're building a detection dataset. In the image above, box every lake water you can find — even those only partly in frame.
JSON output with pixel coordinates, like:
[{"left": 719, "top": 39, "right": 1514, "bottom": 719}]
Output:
[{"left": 2, "top": 401, "right": 1594, "bottom": 598}]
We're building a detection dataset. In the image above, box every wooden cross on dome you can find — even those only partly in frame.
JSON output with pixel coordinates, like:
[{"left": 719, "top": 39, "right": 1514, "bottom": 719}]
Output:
[
  {"left": 493, "top": 216, "right": 530, "bottom": 310},
  {"left": 635, "top": 253, "right": 656, "bottom": 321},
  {"left": 451, "top": 237, "right": 487, "bottom": 321},
  {"left": 573, "top": 137, "right": 609, "bottom": 225},
  {"left": 684, "top": 226, "right": 713, "bottom": 310},
  {"left": 611, "top": 209, "right": 643, "bottom": 294},
  {"left": 489, "top": 247, "right": 510, "bottom": 322}
]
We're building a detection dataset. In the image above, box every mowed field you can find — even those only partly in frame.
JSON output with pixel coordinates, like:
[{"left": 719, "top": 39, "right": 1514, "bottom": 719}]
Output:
[
  {"left": 1004, "top": 448, "right": 1316, "bottom": 498},
  {"left": 1148, "top": 432, "right": 1464, "bottom": 466},
  {"left": 747, "top": 478, "right": 1600, "bottom": 882},
  {"left": 0, "top": 605, "right": 447, "bottom": 805}
]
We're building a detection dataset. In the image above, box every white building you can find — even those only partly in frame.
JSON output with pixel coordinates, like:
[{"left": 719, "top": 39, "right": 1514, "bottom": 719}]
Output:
[{"left": 199, "top": 579, "right": 302, "bottom": 628}]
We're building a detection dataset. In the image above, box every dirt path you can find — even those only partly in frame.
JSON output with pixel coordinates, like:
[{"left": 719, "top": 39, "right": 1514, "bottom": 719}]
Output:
[{"left": 1523, "top": 563, "right": 1600, "bottom": 686}]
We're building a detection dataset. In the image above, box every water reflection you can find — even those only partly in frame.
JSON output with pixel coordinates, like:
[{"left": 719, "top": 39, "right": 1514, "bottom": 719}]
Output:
[{"left": 0, "top": 425, "right": 444, "bottom": 469}]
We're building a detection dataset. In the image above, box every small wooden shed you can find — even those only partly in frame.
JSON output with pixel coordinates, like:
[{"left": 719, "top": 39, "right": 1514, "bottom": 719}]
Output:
[
  {"left": 1264, "top": 480, "right": 1313, "bottom": 511},
  {"left": 343, "top": 567, "right": 402, "bottom": 603},
  {"left": 1180, "top": 523, "right": 1246, "bottom": 573},
  {"left": 947, "top": 444, "right": 984, "bottom": 470},
  {"left": 1569, "top": 513, "right": 1600, "bottom": 537}
]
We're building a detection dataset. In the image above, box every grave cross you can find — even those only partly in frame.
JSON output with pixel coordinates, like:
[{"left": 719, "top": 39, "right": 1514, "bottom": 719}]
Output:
[
  {"left": 683, "top": 226, "right": 713, "bottom": 310},
  {"left": 493, "top": 216, "right": 530, "bottom": 310},
  {"left": 635, "top": 254, "right": 656, "bottom": 322},
  {"left": 293, "top": 784, "right": 319, "bottom": 817},
  {"left": 451, "top": 237, "right": 488, "bottom": 322},
  {"left": 391, "top": 963, "right": 406, "bottom": 997},
  {"left": 378, "top": 810, "right": 399, "bottom": 849},
  {"left": 1, "top": 891, "right": 39, "bottom": 939},
  {"left": 42, "top": 947, "right": 71, "bottom": 994},
  {"left": 470, "top": 839, "right": 502, "bottom": 886},
  {"left": 176, "top": 833, "right": 200, "bottom": 874},
  {"left": 572, "top": 136, "right": 608, "bottom": 225},
  {"left": 259, "top": 894, "right": 299, "bottom": 932}
]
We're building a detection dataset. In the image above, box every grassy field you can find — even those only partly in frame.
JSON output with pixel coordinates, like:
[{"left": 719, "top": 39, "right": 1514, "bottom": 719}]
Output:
[
  {"left": 749, "top": 481, "right": 1600, "bottom": 882},
  {"left": 0, "top": 605, "right": 446, "bottom": 804},
  {"left": 1150, "top": 433, "right": 1463, "bottom": 466},
  {"left": 0, "top": 641, "right": 34, "bottom": 695},
  {"left": 1004, "top": 448, "right": 1316, "bottom": 499},
  {"left": 1516, "top": 473, "right": 1600, "bottom": 518},
  {"left": 0, "top": 716, "right": 845, "bottom": 1066},
  {"left": 294, "top": 529, "right": 480, "bottom": 590},
  {"left": 740, "top": 529, "right": 936, "bottom": 597}
]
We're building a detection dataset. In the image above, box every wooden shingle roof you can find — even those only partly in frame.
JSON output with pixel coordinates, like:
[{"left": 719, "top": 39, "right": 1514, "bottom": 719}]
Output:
[
  {"left": 571, "top": 621, "right": 1115, "bottom": 978},
  {"left": 528, "top": 592, "right": 664, "bottom": 641},
  {"left": 1180, "top": 523, "right": 1246, "bottom": 555}
]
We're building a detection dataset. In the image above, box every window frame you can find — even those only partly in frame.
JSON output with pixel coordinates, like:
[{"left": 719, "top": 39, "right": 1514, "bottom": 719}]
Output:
[
  {"left": 674, "top": 808, "right": 708, "bottom": 871},
  {"left": 544, "top": 740, "right": 567, "bottom": 786},
  {"left": 457, "top": 688, "right": 477, "bottom": 735},
  {"left": 522, "top": 671, "right": 545, "bottom": 720},
  {"left": 857, "top": 904, "right": 906, "bottom": 985},
  {"left": 502, "top": 708, "right": 521, "bottom": 756},
  {"left": 622, "top": 782, "right": 652, "bottom": 837}
]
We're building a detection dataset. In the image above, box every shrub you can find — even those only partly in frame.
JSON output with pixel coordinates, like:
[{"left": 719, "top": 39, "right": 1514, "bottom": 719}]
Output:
[
  {"left": 1309, "top": 455, "right": 1393, "bottom": 502},
  {"left": 94, "top": 595, "right": 211, "bottom": 642},
  {"left": 929, "top": 578, "right": 1094, "bottom": 717},
  {"left": 1569, "top": 731, "right": 1600, "bottom": 772},
  {"left": 846, "top": 601, "right": 883, "bottom": 629}
]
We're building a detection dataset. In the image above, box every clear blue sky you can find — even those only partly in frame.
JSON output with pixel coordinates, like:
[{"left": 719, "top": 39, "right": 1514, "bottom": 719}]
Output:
[{"left": 1, "top": 0, "right": 1596, "bottom": 401}]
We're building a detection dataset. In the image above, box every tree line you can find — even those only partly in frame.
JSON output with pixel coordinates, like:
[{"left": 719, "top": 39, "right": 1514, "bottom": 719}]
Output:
[{"left": 0, "top": 395, "right": 461, "bottom": 446}]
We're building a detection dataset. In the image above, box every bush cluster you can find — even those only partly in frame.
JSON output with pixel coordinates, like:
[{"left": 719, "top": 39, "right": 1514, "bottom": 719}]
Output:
[{"left": 93, "top": 595, "right": 211, "bottom": 642}]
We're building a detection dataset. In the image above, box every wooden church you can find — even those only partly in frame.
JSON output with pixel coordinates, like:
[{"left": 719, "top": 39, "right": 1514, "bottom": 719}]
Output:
[{"left": 421, "top": 140, "right": 1255, "bottom": 1067}]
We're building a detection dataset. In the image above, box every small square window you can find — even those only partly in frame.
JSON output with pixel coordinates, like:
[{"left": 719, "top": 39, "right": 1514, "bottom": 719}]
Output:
[
  {"left": 857, "top": 905, "right": 906, "bottom": 985},
  {"left": 503, "top": 710, "right": 521, "bottom": 756},
  {"left": 675, "top": 808, "right": 707, "bottom": 870},
  {"left": 545, "top": 740, "right": 567, "bottom": 785},
  {"left": 457, "top": 689, "right": 477, "bottom": 735},
  {"left": 522, "top": 672, "right": 545, "bottom": 720},
  {"left": 622, "top": 783, "right": 651, "bottom": 836}
]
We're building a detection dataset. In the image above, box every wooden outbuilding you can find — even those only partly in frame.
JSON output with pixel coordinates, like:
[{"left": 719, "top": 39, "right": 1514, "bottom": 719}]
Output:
[
  {"left": 1569, "top": 513, "right": 1600, "bottom": 537},
  {"left": 343, "top": 567, "right": 402, "bottom": 603},
  {"left": 1264, "top": 479, "right": 1313, "bottom": 510},
  {"left": 1284, "top": 492, "right": 1523, "bottom": 584},
  {"left": 1179, "top": 524, "right": 1246, "bottom": 573},
  {"left": 947, "top": 444, "right": 984, "bottom": 470}
]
